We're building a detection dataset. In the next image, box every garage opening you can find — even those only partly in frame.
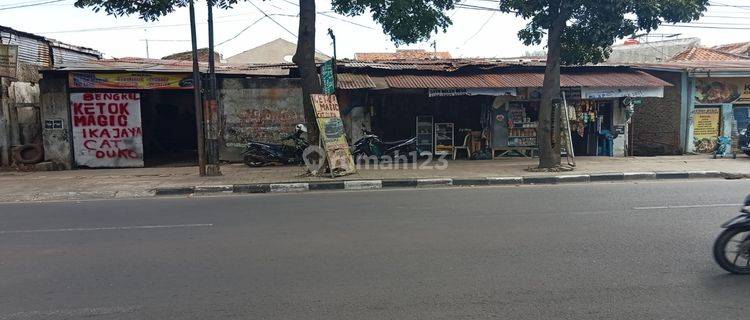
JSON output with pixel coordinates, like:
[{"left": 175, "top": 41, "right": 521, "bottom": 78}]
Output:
[{"left": 140, "top": 90, "right": 198, "bottom": 167}]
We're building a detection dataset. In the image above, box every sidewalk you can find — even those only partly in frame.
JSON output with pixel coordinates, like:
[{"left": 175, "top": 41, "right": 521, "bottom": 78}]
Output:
[{"left": 1, "top": 155, "right": 748, "bottom": 202}]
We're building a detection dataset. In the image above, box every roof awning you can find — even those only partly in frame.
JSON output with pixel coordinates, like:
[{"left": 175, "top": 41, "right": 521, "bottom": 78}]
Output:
[
  {"left": 372, "top": 71, "right": 671, "bottom": 89},
  {"left": 337, "top": 73, "right": 375, "bottom": 89}
]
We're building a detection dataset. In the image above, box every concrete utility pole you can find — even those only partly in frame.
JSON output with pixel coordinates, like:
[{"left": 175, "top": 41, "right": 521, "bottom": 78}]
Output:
[
  {"left": 205, "top": 0, "right": 222, "bottom": 176},
  {"left": 188, "top": 0, "right": 207, "bottom": 176}
]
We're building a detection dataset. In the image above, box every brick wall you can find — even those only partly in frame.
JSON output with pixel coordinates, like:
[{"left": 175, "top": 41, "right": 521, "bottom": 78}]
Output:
[{"left": 631, "top": 70, "right": 683, "bottom": 155}]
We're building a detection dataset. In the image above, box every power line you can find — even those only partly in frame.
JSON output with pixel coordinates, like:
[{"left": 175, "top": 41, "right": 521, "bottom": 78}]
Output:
[
  {"left": 0, "top": 0, "right": 66, "bottom": 10},
  {"left": 710, "top": 1, "right": 750, "bottom": 10},
  {"left": 277, "top": 0, "right": 374, "bottom": 29},
  {"left": 216, "top": 16, "right": 266, "bottom": 46},
  {"left": 662, "top": 24, "right": 750, "bottom": 30},
  {"left": 463, "top": 11, "right": 496, "bottom": 45},
  {"left": 248, "top": 1, "right": 297, "bottom": 37}
]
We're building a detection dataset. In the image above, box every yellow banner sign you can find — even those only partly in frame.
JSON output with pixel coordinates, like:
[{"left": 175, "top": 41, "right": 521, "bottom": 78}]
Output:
[
  {"left": 69, "top": 72, "right": 193, "bottom": 90},
  {"left": 310, "top": 94, "right": 356, "bottom": 177},
  {"left": 693, "top": 108, "right": 721, "bottom": 153}
]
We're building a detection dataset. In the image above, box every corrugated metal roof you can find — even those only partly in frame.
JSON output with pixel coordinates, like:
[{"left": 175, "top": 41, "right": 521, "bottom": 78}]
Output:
[
  {"left": 382, "top": 71, "right": 670, "bottom": 89},
  {"left": 46, "top": 58, "right": 297, "bottom": 75},
  {"left": 337, "top": 73, "right": 375, "bottom": 89}
]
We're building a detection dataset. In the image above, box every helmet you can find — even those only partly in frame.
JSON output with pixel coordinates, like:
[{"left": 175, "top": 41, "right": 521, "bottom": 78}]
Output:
[{"left": 296, "top": 124, "right": 308, "bottom": 133}]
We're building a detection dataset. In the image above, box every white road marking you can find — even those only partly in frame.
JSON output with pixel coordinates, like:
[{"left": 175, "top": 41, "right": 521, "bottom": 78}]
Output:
[
  {"left": 0, "top": 306, "right": 140, "bottom": 320},
  {"left": 633, "top": 204, "right": 740, "bottom": 210},
  {"left": 0, "top": 223, "right": 213, "bottom": 234}
]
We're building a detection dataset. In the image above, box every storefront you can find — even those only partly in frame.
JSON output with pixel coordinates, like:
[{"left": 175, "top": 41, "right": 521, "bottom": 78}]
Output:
[
  {"left": 691, "top": 77, "right": 750, "bottom": 154},
  {"left": 38, "top": 69, "right": 198, "bottom": 169},
  {"left": 337, "top": 65, "right": 669, "bottom": 159}
]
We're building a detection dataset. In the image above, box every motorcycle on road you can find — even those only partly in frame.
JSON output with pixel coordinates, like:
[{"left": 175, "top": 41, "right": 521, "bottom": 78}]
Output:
[
  {"left": 242, "top": 124, "right": 309, "bottom": 167},
  {"left": 713, "top": 195, "right": 750, "bottom": 274}
]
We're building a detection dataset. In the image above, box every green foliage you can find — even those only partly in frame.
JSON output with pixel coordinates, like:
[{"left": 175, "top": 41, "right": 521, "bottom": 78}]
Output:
[
  {"left": 75, "top": 0, "right": 455, "bottom": 45},
  {"left": 331, "top": 0, "right": 455, "bottom": 45},
  {"left": 497, "top": 0, "right": 709, "bottom": 64}
]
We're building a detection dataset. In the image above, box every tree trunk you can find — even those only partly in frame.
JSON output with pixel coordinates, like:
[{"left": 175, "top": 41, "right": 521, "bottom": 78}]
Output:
[
  {"left": 538, "top": 11, "right": 566, "bottom": 168},
  {"left": 293, "top": 0, "right": 322, "bottom": 145}
]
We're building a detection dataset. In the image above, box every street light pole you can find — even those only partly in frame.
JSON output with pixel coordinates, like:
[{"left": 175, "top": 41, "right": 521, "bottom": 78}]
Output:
[
  {"left": 205, "top": 0, "right": 222, "bottom": 176},
  {"left": 189, "top": 0, "right": 207, "bottom": 176}
]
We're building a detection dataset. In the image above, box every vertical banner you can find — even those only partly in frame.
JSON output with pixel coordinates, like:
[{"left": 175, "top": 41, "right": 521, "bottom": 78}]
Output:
[
  {"left": 310, "top": 94, "right": 356, "bottom": 176},
  {"left": 692, "top": 107, "right": 721, "bottom": 154},
  {"left": 320, "top": 60, "right": 335, "bottom": 95},
  {"left": 70, "top": 93, "right": 144, "bottom": 167}
]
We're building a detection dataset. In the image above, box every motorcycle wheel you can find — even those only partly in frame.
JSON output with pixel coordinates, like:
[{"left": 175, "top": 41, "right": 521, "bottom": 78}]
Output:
[{"left": 713, "top": 227, "right": 750, "bottom": 274}]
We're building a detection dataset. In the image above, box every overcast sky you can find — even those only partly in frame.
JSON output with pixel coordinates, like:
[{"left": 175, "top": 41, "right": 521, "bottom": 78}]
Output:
[{"left": 2, "top": 0, "right": 750, "bottom": 60}]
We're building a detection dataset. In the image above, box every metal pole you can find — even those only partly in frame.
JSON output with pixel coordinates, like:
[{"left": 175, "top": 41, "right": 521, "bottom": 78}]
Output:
[
  {"left": 205, "top": 0, "right": 222, "bottom": 176},
  {"left": 189, "top": 0, "right": 207, "bottom": 176},
  {"left": 327, "top": 28, "right": 337, "bottom": 90}
]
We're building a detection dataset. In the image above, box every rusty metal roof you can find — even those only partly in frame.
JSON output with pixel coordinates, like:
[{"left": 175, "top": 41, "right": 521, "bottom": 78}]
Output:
[
  {"left": 382, "top": 70, "right": 670, "bottom": 89},
  {"left": 43, "top": 57, "right": 297, "bottom": 75},
  {"left": 337, "top": 73, "right": 375, "bottom": 89}
]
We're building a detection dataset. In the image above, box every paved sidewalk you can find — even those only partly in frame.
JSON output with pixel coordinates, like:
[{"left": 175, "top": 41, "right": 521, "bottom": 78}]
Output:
[{"left": 0, "top": 155, "right": 748, "bottom": 202}]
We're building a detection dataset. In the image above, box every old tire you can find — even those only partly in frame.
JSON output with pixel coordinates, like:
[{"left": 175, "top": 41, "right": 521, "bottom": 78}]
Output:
[{"left": 13, "top": 144, "right": 44, "bottom": 164}]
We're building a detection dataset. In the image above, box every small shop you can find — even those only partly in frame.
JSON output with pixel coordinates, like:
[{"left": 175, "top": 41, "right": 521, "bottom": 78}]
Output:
[
  {"left": 691, "top": 77, "right": 750, "bottom": 154},
  {"left": 337, "top": 64, "right": 668, "bottom": 159},
  {"left": 39, "top": 69, "right": 198, "bottom": 168}
]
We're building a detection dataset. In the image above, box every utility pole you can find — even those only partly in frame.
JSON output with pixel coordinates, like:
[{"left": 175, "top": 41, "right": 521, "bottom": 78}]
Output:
[
  {"left": 189, "top": 0, "right": 207, "bottom": 176},
  {"left": 205, "top": 0, "right": 222, "bottom": 176},
  {"left": 144, "top": 29, "right": 150, "bottom": 58}
]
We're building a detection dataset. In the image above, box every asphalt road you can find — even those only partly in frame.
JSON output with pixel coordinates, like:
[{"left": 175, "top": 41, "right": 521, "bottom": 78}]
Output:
[{"left": 1, "top": 179, "right": 750, "bottom": 319}]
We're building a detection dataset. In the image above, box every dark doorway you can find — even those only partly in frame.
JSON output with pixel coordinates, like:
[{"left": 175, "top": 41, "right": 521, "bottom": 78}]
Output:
[{"left": 140, "top": 90, "right": 197, "bottom": 166}]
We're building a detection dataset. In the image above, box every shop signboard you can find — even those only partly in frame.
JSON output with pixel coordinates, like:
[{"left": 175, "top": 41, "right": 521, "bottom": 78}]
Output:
[
  {"left": 310, "top": 94, "right": 356, "bottom": 176},
  {"left": 0, "top": 44, "right": 18, "bottom": 78},
  {"left": 321, "top": 60, "right": 335, "bottom": 95},
  {"left": 581, "top": 87, "right": 664, "bottom": 99},
  {"left": 428, "top": 88, "right": 517, "bottom": 97},
  {"left": 69, "top": 72, "right": 193, "bottom": 90},
  {"left": 692, "top": 107, "right": 721, "bottom": 154},
  {"left": 70, "top": 93, "right": 144, "bottom": 167}
]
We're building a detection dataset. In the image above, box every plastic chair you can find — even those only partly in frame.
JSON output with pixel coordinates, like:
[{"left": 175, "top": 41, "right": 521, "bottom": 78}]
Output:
[{"left": 453, "top": 134, "right": 471, "bottom": 160}]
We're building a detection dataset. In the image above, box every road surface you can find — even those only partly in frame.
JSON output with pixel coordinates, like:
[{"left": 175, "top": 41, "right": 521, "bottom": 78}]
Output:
[{"left": 1, "top": 179, "right": 750, "bottom": 319}]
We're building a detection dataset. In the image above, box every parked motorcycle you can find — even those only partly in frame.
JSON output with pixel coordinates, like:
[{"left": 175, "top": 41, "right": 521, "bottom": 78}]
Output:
[
  {"left": 740, "top": 123, "right": 750, "bottom": 156},
  {"left": 242, "top": 124, "right": 309, "bottom": 167},
  {"left": 713, "top": 194, "right": 750, "bottom": 274},
  {"left": 351, "top": 126, "right": 418, "bottom": 159}
]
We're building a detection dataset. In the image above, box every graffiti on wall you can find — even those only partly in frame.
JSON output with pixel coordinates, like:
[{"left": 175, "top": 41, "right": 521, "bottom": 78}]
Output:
[
  {"left": 226, "top": 108, "right": 303, "bottom": 144},
  {"left": 70, "top": 93, "right": 144, "bottom": 167},
  {"left": 222, "top": 80, "right": 305, "bottom": 148}
]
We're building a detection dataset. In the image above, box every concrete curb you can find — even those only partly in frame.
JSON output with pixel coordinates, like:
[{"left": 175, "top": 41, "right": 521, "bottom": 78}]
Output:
[{"left": 153, "top": 170, "right": 740, "bottom": 197}]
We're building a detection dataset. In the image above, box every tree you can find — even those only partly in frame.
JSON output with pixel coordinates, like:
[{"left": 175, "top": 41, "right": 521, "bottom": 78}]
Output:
[
  {"left": 496, "top": 0, "right": 708, "bottom": 168},
  {"left": 74, "top": 0, "right": 455, "bottom": 144}
]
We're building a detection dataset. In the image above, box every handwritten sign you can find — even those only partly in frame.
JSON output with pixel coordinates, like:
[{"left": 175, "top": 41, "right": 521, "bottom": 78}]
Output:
[
  {"left": 70, "top": 93, "right": 144, "bottom": 167},
  {"left": 692, "top": 107, "right": 721, "bottom": 154},
  {"left": 310, "top": 94, "right": 356, "bottom": 176}
]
